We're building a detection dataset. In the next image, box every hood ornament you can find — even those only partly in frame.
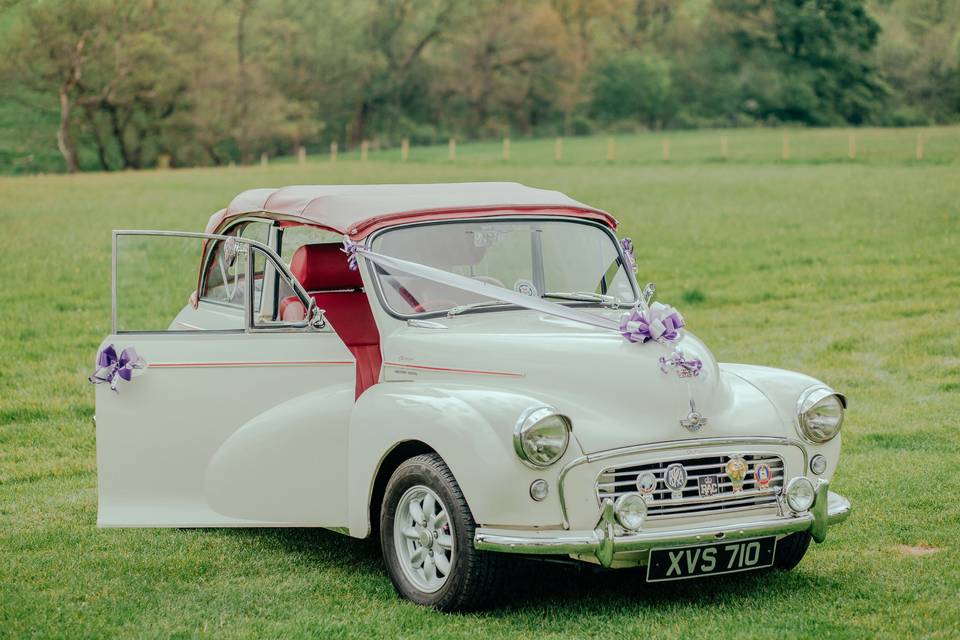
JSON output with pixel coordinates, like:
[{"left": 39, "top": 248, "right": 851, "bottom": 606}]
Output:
[{"left": 680, "top": 398, "right": 708, "bottom": 432}]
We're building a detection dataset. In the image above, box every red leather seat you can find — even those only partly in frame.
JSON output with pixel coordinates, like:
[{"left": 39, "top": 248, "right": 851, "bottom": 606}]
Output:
[{"left": 280, "top": 243, "right": 382, "bottom": 399}]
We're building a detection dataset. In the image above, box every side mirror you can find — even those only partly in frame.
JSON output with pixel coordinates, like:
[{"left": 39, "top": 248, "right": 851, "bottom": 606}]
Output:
[
  {"left": 642, "top": 282, "right": 656, "bottom": 305},
  {"left": 307, "top": 301, "right": 326, "bottom": 330}
]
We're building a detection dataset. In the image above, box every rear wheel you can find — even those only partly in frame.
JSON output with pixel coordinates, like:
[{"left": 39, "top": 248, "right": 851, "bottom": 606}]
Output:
[
  {"left": 774, "top": 532, "right": 811, "bottom": 570},
  {"left": 380, "top": 453, "right": 502, "bottom": 611}
]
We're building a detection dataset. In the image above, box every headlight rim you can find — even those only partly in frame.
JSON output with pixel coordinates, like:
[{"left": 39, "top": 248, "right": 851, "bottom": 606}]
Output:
[
  {"left": 513, "top": 406, "right": 571, "bottom": 469},
  {"left": 795, "top": 385, "right": 847, "bottom": 444},
  {"left": 784, "top": 476, "right": 816, "bottom": 513},
  {"left": 614, "top": 492, "right": 648, "bottom": 531}
]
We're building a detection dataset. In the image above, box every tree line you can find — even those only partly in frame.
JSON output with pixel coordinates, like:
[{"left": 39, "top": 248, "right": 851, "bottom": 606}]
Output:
[{"left": 0, "top": 0, "right": 957, "bottom": 173}]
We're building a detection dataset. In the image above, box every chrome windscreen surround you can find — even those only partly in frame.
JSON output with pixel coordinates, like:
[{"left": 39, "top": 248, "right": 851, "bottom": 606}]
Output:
[
  {"left": 556, "top": 437, "right": 808, "bottom": 530},
  {"left": 596, "top": 453, "right": 785, "bottom": 521}
]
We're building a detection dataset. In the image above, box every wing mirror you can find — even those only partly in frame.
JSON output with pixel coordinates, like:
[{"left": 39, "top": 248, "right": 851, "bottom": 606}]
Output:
[{"left": 642, "top": 282, "right": 657, "bottom": 305}]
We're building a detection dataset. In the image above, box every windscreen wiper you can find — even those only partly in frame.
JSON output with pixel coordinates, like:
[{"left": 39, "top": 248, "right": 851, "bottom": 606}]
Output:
[
  {"left": 542, "top": 291, "right": 622, "bottom": 308},
  {"left": 446, "top": 300, "right": 515, "bottom": 317}
]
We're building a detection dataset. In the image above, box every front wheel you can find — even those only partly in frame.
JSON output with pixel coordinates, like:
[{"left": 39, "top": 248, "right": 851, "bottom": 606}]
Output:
[{"left": 380, "top": 453, "right": 502, "bottom": 611}]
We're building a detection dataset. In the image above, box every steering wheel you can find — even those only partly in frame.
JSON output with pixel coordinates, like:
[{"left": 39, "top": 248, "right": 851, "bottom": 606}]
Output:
[{"left": 472, "top": 275, "right": 505, "bottom": 288}]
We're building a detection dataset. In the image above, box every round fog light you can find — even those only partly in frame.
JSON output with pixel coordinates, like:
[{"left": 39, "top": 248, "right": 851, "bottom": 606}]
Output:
[
  {"left": 614, "top": 493, "right": 647, "bottom": 531},
  {"left": 810, "top": 454, "right": 827, "bottom": 475},
  {"left": 785, "top": 477, "right": 816, "bottom": 513},
  {"left": 529, "top": 479, "right": 549, "bottom": 501}
]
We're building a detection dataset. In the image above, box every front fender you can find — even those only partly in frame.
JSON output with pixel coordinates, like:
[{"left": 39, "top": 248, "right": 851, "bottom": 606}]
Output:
[
  {"left": 721, "top": 363, "right": 843, "bottom": 480},
  {"left": 347, "top": 383, "right": 577, "bottom": 537}
]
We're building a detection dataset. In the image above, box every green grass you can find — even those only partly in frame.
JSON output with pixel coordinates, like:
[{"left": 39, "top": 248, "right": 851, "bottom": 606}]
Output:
[{"left": 1, "top": 131, "right": 959, "bottom": 638}]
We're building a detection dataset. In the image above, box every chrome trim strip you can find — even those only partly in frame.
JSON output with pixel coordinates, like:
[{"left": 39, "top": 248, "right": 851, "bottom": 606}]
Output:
[{"left": 557, "top": 436, "right": 809, "bottom": 529}]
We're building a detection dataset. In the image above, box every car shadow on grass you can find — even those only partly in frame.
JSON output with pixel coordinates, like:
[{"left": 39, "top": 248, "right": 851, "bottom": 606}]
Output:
[{"left": 225, "top": 527, "right": 840, "bottom": 612}]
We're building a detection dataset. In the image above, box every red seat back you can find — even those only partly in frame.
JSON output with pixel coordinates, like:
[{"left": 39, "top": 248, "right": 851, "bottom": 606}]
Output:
[{"left": 281, "top": 243, "right": 381, "bottom": 398}]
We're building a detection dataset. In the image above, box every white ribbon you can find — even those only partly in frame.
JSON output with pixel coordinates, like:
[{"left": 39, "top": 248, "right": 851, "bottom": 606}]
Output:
[{"left": 352, "top": 244, "right": 631, "bottom": 332}]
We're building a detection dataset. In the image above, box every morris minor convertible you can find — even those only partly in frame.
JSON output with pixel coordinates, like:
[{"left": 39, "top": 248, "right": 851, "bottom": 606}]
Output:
[{"left": 92, "top": 182, "right": 850, "bottom": 610}]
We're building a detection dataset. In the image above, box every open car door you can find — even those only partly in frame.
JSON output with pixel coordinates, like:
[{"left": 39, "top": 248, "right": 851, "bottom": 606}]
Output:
[{"left": 95, "top": 231, "right": 355, "bottom": 527}]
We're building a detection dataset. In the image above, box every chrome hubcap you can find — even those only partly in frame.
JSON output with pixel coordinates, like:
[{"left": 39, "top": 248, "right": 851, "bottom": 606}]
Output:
[{"left": 393, "top": 485, "right": 454, "bottom": 593}]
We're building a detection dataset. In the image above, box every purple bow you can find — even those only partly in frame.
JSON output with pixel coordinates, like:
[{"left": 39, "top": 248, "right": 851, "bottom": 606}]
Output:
[
  {"left": 659, "top": 353, "right": 703, "bottom": 377},
  {"left": 620, "top": 237, "right": 637, "bottom": 273},
  {"left": 619, "top": 302, "right": 685, "bottom": 344},
  {"left": 341, "top": 238, "right": 360, "bottom": 271},
  {"left": 88, "top": 344, "right": 146, "bottom": 392}
]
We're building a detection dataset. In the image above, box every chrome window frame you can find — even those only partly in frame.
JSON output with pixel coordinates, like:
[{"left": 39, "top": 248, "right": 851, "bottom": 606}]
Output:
[
  {"left": 364, "top": 215, "right": 640, "bottom": 321},
  {"left": 197, "top": 216, "right": 276, "bottom": 310},
  {"left": 111, "top": 229, "right": 321, "bottom": 335}
]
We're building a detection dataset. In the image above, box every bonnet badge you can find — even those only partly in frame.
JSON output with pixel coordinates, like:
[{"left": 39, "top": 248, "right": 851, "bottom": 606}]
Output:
[{"left": 680, "top": 398, "right": 708, "bottom": 432}]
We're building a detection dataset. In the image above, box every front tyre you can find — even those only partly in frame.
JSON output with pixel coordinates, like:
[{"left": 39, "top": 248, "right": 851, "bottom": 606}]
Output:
[
  {"left": 774, "top": 532, "right": 811, "bottom": 570},
  {"left": 380, "top": 453, "right": 502, "bottom": 611}
]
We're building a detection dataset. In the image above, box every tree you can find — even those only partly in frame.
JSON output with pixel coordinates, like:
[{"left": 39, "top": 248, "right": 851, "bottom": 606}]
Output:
[
  {"left": 709, "top": 0, "right": 888, "bottom": 124},
  {"left": 591, "top": 50, "right": 674, "bottom": 128}
]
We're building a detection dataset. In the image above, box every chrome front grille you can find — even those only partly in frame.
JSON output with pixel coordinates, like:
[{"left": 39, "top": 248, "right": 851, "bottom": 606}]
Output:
[{"left": 596, "top": 453, "right": 785, "bottom": 521}]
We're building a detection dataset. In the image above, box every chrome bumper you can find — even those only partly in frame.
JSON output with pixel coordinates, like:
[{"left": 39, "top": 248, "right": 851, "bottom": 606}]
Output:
[{"left": 475, "top": 481, "right": 850, "bottom": 568}]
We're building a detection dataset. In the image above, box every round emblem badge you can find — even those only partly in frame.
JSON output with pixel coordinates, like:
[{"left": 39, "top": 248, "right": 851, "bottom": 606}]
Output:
[
  {"left": 754, "top": 463, "right": 772, "bottom": 490},
  {"left": 664, "top": 463, "right": 688, "bottom": 493},
  {"left": 636, "top": 471, "right": 658, "bottom": 495},
  {"left": 513, "top": 279, "right": 538, "bottom": 297}
]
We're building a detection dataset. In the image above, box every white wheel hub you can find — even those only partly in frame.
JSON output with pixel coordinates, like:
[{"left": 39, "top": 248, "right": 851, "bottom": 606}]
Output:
[{"left": 393, "top": 485, "right": 454, "bottom": 593}]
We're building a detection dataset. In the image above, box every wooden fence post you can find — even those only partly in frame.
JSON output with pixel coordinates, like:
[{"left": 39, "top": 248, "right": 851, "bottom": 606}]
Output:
[
  {"left": 503, "top": 137, "right": 511, "bottom": 161},
  {"left": 848, "top": 132, "right": 857, "bottom": 160},
  {"left": 330, "top": 142, "right": 338, "bottom": 163},
  {"left": 916, "top": 132, "right": 924, "bottom": 161},
  {"left": 401, "top": 138, "right": 410, "bottom": 161},
  {"left": 782, "top": 132, "right": 790, "bottom": 160},
  {"left": 606, "top": 137, "right": 615, "bottom": 162},
  {"left": 720, "top": 136, "right": 728, "bottom": 160},
  {"left": 297, "top": 146, "right": 306, "bottom": 165},
  {"left": 360, "top": 140, "right": 369, "bottom": 162},
  {"left": 554, "top": 137, "right": 563, "bottom": 161},
  {"left": 260, "top": 152, "right": 268, "bottom": 167},
  {"left": 662, "top": 139, "right": 670, "bottom": 162},
  {"left": 448, "top": 138, "right": 456, "bottom": 161}
]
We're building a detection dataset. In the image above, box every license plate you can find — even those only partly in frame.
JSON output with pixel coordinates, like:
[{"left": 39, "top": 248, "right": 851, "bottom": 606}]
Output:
[{"left": 646, "top": 536, "right": 776, "bottom": 582}]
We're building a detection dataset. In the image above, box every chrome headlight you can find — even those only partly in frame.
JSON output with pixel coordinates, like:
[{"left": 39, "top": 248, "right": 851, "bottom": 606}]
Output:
[
  {"left": 796, "top": 386, "right": 846, "bottom": 443},
  {"left": 785, "top": 476, "right": 816, "bottom": 512},
  {"left": 614, "top": 493, "right": 647, "bottom": 531},
  {"left": 513, "top": 407, "right": 571, "bottom": 468}
]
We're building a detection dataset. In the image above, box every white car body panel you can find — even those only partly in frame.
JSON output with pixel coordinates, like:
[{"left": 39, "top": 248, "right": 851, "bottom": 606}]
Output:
[{"left": 95, "top": 331, "right": 355, "bottom": 527}]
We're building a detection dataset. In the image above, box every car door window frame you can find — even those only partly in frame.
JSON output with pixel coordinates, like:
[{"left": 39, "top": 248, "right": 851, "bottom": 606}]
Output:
[{"left": 112, "top": 229, "right": 324, "bottom": 335}]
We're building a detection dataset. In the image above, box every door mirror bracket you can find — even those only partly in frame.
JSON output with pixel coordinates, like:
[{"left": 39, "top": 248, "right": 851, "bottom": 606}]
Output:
[{"left": 307, "top": 302, "right": 326, "bottom": 330}]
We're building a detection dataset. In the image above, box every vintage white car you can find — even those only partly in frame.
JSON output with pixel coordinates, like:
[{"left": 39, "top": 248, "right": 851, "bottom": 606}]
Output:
[{"left": 93, "top": 182, "right": 850, "bottom": 610}]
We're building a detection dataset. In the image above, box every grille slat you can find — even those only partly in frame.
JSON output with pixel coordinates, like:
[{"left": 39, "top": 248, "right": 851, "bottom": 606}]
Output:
[{"left": 596, "top": 453, "right": 785, "bottom": 521}]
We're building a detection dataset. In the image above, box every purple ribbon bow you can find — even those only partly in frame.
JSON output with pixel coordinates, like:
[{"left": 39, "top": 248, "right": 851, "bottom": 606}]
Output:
[
  {"left": 341, "top": 238, "right": 360, "bottom": 271},
  {"left": 619, "top": 302, "right": 685, "bottom": 344},
  {"left": 659, "top": 353, "right": 703, "bottom": 377},
  {"left": 88, "top": 344, "right": 146, "bottom": 392},
  {"left": 620, "top": 237, "right": 637, "bottom": 273}
]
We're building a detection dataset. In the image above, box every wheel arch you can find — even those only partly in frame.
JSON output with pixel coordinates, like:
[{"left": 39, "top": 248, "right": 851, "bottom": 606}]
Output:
[{"left": 367, "top": 439, "right": 438, "bottom": 541}]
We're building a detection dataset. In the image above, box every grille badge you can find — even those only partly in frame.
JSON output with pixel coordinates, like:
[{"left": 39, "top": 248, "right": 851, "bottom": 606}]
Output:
[
  {"left": 664, "top": 463, "right": 688, "bottom": 499},
  {"left": 754, "top": 463, "right": 772, "bottom": 489},
  {"left": 636, "top": 471, "right": 657, "bottom": 495},
  {"left": 725, "top": 456, "right": 748, "bottom": 493}
]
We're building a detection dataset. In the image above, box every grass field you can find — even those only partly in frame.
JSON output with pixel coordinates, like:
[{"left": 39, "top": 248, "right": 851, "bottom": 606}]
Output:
[{"left": 1, "top": 131, "right": 959, "bottom": 638}]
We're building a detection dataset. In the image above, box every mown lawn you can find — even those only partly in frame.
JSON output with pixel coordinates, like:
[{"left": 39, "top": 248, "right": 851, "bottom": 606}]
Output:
[{"left": 1, "top": 134, "right": 958, "bottom": 638}]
